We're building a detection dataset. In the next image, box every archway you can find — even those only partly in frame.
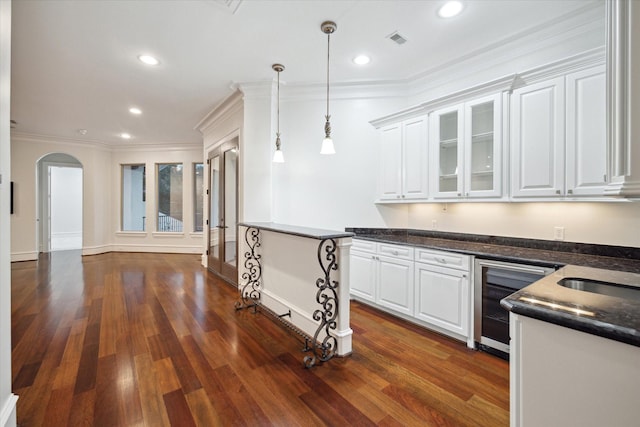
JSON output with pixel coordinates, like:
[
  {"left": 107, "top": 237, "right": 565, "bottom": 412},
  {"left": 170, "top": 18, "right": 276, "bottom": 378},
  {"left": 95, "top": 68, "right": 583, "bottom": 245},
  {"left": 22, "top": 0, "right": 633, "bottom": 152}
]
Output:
[{"left": 36, "top": 153, "right": 83, "bottom": 253}]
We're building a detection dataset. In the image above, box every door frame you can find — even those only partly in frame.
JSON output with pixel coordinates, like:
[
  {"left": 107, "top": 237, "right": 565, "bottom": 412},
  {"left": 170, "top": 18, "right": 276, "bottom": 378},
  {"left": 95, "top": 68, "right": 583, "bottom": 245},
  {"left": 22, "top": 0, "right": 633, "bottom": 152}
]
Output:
[
  {"left": 36, "top": 156, "right": 83, "bottom": 253},
  {"left": 207, "top": 138, "right": 239, "bottom": 285}
]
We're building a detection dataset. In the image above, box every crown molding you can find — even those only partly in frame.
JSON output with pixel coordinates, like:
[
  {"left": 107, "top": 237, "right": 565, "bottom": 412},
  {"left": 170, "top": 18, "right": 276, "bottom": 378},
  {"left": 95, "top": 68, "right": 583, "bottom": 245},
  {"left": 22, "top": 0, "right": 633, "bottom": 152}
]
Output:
[
  {"left": 11, "top": 131, "right": 200, "bottom": 151},
  {"left": 11, "top": 132, "right": 112, "bottom": 150},
  {"left": 195, "top": 89, "right": 243, "bottom": 134},
  {"left": 407, "top": 1, "right": 604, "bottom": 99},
  {"left": 370, "top": 74, "right": 517, "bottom": 129},
  {"left": 514, "top": 46, "right": 605, "bottom": 88},
  {"left": 281, "top": 80, "right": 409, "bottom": 102}
]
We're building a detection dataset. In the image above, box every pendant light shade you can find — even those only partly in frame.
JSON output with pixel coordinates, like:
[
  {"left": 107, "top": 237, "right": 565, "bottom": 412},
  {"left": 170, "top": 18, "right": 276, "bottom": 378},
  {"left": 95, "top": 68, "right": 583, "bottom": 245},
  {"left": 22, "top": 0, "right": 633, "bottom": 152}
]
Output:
[
  {"left": 320, "top": 21, "right": 337, "bottom": 155},
  {"left": 272, "top": 63, "right": 285, "bottom": 163}
]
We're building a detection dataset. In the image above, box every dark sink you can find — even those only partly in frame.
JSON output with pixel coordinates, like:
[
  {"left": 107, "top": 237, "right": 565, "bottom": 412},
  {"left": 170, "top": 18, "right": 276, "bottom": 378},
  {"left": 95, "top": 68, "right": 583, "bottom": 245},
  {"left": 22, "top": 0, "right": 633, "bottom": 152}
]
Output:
[{"left": 558, "top": 278, "right": 640, "bottom": 301}]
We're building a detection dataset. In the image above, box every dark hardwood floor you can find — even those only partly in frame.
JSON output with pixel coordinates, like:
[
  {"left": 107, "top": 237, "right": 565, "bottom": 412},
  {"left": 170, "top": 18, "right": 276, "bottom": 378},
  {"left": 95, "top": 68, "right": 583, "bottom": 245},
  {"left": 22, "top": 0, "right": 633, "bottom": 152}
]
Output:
[{"left": 11, "top": 251, "right": 508, "bottom": 426}]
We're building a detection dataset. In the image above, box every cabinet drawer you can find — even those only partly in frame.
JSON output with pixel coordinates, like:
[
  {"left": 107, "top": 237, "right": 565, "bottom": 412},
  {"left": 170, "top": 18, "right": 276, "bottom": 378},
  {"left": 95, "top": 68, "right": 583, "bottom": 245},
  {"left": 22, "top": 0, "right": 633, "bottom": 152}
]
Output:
[
  {"left": 352, "top": 239, "right": 377, "bottom": 254},
  {"left": 415, "top": 248, "right": 470, "bottom": 271},
  {"left": 378, "top": 243, "right": 414, "bottom": 260}
]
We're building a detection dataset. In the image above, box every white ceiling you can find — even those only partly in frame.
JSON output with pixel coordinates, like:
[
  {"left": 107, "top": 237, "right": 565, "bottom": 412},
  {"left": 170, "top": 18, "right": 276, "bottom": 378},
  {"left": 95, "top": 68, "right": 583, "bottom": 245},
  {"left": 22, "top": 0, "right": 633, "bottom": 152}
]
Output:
[{"left": 10, "top": 0, "right": 598, "bottom": 146}]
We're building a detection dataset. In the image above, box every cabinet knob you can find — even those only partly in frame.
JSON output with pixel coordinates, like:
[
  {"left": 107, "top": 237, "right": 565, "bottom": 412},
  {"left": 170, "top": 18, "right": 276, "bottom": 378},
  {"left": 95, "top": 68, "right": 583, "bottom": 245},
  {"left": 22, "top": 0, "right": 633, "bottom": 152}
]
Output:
[
  {"left": 567, "top": 189, "right": 573, "bottom": 194},
  {"left": 457, "top": 192, "right": 461, "bottom": 197},
  {"left": 392, "top": 250, "right": 398, "bottom": 255},
  {"left": 401, "top": 195, "right": 405, "bottom": 198},
  {"left": 556, "top": 190, "right": 561, "bottom": 195}
]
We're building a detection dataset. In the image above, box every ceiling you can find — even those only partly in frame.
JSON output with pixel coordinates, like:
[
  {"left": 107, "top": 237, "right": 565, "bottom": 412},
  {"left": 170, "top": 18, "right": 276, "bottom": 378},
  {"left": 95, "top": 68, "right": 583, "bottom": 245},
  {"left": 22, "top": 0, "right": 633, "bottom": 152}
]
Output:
[{"left": 10, "top": 0, "right": 598, "bottom": 146}]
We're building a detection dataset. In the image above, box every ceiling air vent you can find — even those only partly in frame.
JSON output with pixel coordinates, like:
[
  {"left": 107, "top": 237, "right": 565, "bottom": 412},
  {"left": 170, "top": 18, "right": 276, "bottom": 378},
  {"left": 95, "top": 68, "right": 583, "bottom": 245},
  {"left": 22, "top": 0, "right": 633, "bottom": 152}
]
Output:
[{"left": 388, "top": 32, "right": 408, "bottom": 45}]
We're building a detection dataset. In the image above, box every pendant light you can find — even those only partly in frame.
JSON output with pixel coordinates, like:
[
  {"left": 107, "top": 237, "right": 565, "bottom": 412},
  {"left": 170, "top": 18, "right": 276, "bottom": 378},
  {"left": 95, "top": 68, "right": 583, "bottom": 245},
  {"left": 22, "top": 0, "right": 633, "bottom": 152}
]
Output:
[
  {"left": 272, "top": 63, "right": 285, "bottom": 163},
  {"left": 320, "top": 21, "right": 337, "bottom": 155}
]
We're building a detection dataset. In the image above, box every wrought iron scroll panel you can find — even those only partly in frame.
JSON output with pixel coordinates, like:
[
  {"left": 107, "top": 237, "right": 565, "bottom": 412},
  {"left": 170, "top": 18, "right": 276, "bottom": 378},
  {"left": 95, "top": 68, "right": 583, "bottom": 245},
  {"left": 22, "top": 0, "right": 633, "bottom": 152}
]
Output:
[
  {"left": 303, "top": 238, "right": 339, "bottom": 368},
  {"left": 235, "top": 227, "right": 262, "bottom": 312}
]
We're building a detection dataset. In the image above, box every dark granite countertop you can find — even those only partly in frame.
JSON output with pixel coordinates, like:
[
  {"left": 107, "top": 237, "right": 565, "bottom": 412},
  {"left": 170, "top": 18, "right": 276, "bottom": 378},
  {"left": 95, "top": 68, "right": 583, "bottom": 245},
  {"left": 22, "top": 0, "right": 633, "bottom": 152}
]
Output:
[
  {"left": 347, "top": 228, "right": 640, "bottom": 348},
  {"left": 347, "top": 228, "right": 640, "bottom": 273},
  {"left": 240, "top": 222, "right": 354, "bottom": 240},
  {"left": 501, "top": 265, "right": 640, "bottom": 348}
]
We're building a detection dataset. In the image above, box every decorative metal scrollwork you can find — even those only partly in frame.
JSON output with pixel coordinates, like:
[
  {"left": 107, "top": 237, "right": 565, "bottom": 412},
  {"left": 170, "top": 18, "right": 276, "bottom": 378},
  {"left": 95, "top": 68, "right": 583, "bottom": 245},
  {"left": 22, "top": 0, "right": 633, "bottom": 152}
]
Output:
[
  {"left": 235, "top": 227, "right": 262, "bottom": 312},
  {"left": 303, "top": 238, "right": 339, "bottom": 368}
]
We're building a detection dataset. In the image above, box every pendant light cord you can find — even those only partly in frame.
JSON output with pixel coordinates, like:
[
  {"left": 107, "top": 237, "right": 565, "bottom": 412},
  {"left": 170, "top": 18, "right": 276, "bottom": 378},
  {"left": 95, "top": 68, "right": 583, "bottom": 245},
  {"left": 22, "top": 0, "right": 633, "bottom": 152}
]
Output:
[
  {"left": 326, "top": 31, "right": 330, "bottom": 119},
  {"left": 277, "top": 69, "right": 280, "bottom": 135}
]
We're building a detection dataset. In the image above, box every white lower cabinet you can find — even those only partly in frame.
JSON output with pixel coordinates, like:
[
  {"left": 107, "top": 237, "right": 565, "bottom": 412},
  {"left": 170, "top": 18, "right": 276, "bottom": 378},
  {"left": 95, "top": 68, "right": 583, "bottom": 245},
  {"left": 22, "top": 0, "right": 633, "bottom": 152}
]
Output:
[
  {"left": 377, "top": 255, "right": 414, "bottom": 316},
  {"left": 350, "top": 239, "right": 472, "bottom": 344},
  {"left": 350, "top": 249, "right": 377, "bottom": 303},
  {"left": 414, "top": 263, "right": 469, "bottom": 338}
]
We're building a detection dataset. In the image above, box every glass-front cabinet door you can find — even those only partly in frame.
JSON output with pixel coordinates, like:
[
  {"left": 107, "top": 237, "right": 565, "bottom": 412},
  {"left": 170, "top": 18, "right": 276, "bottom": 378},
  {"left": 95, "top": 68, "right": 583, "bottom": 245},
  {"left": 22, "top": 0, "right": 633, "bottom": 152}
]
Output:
[
  {"left": 430, "top": 94, "right": 502, "bottom": 199},
  {"left": 431, "top": 104, "right": 464, "bottom": 198},
  {"left": 464, "top": 94, "right": 501, "bottom": 198}
]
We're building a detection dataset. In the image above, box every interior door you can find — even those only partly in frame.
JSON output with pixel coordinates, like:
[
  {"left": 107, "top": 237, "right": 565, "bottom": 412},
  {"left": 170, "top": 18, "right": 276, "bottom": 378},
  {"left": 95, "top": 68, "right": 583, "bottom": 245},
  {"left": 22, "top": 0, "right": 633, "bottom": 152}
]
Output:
[
  {"left": 208, "top": 154, "right": 221, "bottom": 274},
  {"left": 207, "top": 139, "right": 239, "bottom": 284}
]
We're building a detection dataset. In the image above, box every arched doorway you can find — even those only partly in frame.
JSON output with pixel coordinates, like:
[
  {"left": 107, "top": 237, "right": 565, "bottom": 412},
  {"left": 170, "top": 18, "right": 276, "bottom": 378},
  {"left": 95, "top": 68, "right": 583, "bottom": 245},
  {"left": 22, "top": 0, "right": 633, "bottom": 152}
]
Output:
[{"left": 36, "top": 153, "right": 83, "bottom": 253}]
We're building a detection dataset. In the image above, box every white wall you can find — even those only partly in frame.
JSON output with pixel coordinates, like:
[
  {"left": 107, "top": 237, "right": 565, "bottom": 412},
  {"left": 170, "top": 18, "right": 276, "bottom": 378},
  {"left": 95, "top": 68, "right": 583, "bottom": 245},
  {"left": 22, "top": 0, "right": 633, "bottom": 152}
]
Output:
[
  {"left": 10, "top": 134, "right": 204, "bottom": 260},
  {"left": 10, "top": 135, "right": 111, "bottom": 260},
  {"left": 0, "top": 0, "right": 17, "bottom": 424},
  {"left": 272, "top": 94, "right": 408, "bottom": 231},
  {"left": 408, "top": 202, "right": 640, "bottom": 247},
  {"left": 110, "top": 145, "right": 203, "bottom": 254}
]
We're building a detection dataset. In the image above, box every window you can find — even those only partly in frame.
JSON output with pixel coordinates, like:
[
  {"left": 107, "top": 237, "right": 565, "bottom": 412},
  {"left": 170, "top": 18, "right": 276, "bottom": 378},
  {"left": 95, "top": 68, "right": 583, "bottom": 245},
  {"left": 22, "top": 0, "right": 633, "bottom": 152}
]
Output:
[
  {"left": 194, "top": 163, "right": 204, "bottom": 232},
  {"left": 122, "top": 164, "right": 146, "bottom": 231},
  {"left": 157, "top": 163, "right": 183, "bottom": 232}
]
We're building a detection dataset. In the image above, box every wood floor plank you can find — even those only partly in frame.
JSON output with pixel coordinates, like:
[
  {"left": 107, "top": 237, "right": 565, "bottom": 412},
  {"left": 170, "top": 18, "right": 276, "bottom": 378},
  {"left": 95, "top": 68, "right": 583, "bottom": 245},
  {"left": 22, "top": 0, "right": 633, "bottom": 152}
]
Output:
[
  {"left": 134, "top": 353, "right": 172, "bottom": 427},
  {"left": 12, "top": 251, "right": 509, "bottom": 426},
  {"left": 163, "top": 389, "right": 197, "bottom": 427}
]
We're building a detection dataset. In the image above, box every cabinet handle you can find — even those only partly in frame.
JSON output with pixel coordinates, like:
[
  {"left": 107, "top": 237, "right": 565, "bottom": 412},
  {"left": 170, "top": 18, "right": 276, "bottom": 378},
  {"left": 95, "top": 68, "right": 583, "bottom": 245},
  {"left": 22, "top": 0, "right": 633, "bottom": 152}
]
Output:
[
  {"left": 457, "top": 192, "right": 461, "bottom": 197},
  {"left": 556, "top": 190, "right": 561, "bottom": 195},
  {"left": 401, "top": 195, "right": 405, "bottom": 198},
  {"left": 567, "top": 189, "right": 573, "bottom": 194},
  {"left": 392, "top": 250, "right": 399, "bottom": 255},
  {"left": 436, "top": 257, "right": 447, "bottom": 264}
]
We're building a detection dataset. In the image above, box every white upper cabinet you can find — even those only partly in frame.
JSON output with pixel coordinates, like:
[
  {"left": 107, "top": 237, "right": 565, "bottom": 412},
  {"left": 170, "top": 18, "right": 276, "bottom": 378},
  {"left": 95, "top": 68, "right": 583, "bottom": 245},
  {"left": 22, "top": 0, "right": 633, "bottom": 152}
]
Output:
[
  {"left": 379, "top": 123, "right": 403, "bottom": 199},
  {"left": 511, "top": 77, "right": 566, "bottom": 197},
  {"left": 465, "top": 95, "right": 503, "bottom": 198},
  {"left": 431, "top": 104, "right": 464, "bottom": 198},
  {"left": 378, "top": 116, "right": 428, "bottom": 201},
  {"left": 511, "top": 66, "right": 607, "bottom": 198},
  {"left": 566, "top": 65, "right": 607, "bottom": 196},
  {"left": 430, "top": 94, "right": 502, "bottom": 199}
]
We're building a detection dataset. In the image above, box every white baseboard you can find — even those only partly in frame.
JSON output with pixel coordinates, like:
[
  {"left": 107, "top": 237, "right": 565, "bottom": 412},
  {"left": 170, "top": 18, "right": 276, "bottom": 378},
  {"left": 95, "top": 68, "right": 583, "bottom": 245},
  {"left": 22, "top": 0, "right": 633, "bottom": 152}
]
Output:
[
  {"left": 259, "top": 288, "right": 353, "bottom": 356},
  {"left": 0, "top": 394, "right": 18, "bottom": 427},
  {"left": 111, "top": 244, "right": 202, "bottom": 254},
  {"left": 10, "top": 251, "right": 38, "bottom": 262},
  {"left": 13, "top": 245, "right": 204, "bottom": 261}
]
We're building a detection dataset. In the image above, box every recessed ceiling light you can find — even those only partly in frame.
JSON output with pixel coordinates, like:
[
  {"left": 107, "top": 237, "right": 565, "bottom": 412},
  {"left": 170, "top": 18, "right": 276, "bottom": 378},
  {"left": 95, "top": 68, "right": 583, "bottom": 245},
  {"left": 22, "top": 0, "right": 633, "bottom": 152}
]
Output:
[
  {"left": 438, "top": 1, "right": 464, "bottom": 18},
  {"left": 120, "top": 133, "right": 132, "bottom": 139},
  {"left": 129, "top": 107, "right": 142, "bottom": 115},
  {"left": 138, "top": 54, "right": 159, "bottom": 66},
  {"left": 353, "top": 55, "right": 371, "bottom": 65}
]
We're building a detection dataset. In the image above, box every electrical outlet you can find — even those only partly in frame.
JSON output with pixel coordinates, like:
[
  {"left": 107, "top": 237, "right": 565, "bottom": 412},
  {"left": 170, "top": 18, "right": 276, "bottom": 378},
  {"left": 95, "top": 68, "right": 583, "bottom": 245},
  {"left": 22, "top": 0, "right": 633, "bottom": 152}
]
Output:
[
  {"left": 432, "top": 219, "right": 437, "bottom": 230},
  {"left": 554, "top": 226, "right": 565, "bottom": 241}
]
